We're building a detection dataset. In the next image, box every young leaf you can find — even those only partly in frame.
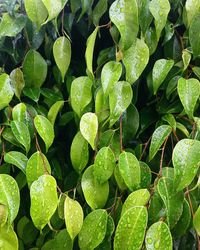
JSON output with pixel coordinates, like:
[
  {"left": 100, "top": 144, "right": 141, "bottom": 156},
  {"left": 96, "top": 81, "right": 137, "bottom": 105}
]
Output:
[
  {"left": 149, "top": 0, "right": 170, "bottom": 41},
  {"left": 30, "top": 175, "right": 58, "bottom": 230},
  {"left": 152, "top": 59, "right": 174, "bottom": 94},
  {"left": 182, "top": 49, "right": 191, "bottom": 71},
  {"left": 70, "top": 76, "right": 93, "bottom": 117},
  {"left": 109, "top": 81, "right": 133, "bottom": 126},
  {"left": 81, "top": 165, "right": 109, "bottom": 209},
  {"left": 80, "top": 112, "right": 98, "bottom": 150},
  {"left": 109, "top": 0, "right": 138, "bottom": 50},
  {"left": 149, "top": 125, "right": 172, "bottom": 161},
  {"left": 185, "top": 0, "right": 200, "bottom": 27},
  {"left": 0, "top": 73, "right": 14, "bottom": 111},
  {"left": 162, "top": 114, "right": 176, "bottom": 130},
  {"left": 101, "top": 61, "right": 122, "bottom": 98},
  {"left": 0, "top": 225, "right": 18, "bottom": 250},
  {"left": 64, "top": 196, "right": 84, "bottom": 240},
  {"left": 123, "top": 38, "right": 149, "bottom": 84},
  {"left": 145, "top": 221, "right": 172, "bottom": 250},
  {"left": 85, "top": 27, "right": 99, "bottom": 78},
  {"left": 189, "top": 14, "right": 200, "bottom": 58},
  {"left": 26, "top": 151, "right": 51, "bottom": 187},
  {"left": 34, "top": 115, "right": 55, "bottom": 152},
  {"left": 194, "top": 205, "right": 200, "bottom": 236},
  {"left": 114, "top": 206, "right": 148, "bottom": 250},
  {"left": 93, "top": 146, "right": 116, "bottom": 184},
  {"left": 0, "top": 174, "right": 20, "bottom": 224},
  {"left": 4, "top": 151, "right": 28, "bottom": 174},
  {"left": 78, "top": 209, "right": 108, "bottom": 249},
  {"left": 23, "top": 50, "right": 47, "bottom": 88},
  {"left": 47, "top": 100, "right": 64, "bottom": 125},
  {"left": 53, "top": 36, "right": 71, "bottom": 82},
  {"left": 42, "top": 0, "right": 67, "bottom": 22},
  {"left": 12, "top": 103, "right": 26, "bottom": 122},
  {"left": 173, "top": 139, "right": 200, "bottom": 191},
  {"left": 118, "top": 151, "right": 140, "bottom": 191},
  {"left": 11, "top": 121, "right": 31, "bottom": 154},
  {"left": 10, "top": 68, "right": 25, "bottom": 100},
  {"left": 177, "top": 78, "right": 200, "bottom": 118}
]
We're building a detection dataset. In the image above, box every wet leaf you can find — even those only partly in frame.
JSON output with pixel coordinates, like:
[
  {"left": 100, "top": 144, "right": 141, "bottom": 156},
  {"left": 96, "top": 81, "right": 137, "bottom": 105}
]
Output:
[
  {"left": 10, "top": 68, "right": 25, "bottom": 100},
  {"left": 0, "top": 73, "right": 14, "bottom": 111},
  {"left": 47, "top": 100, "right": 64, "bottom": 125},
  {"left": 189, "top": 14, "right": 200, "bottom": 58},
  {"left": 186, "top": 0, "right": 200, "bottom": 27},
  {"left": 139, "top": 162, "right": 152, "bottom": 189},
  {"left": 12, "top": 103, "right": 26, "bottom": 122},
  {"left": 182, "top": 49, "right": 191, "bottom": 71},
  {"left": 0, "top": 225, "right": 18, "bottom": 250},
  {"left": 92, "top": 0, "right": 108, "bottom": 26},
  {"left": 193, "top": 205, "right": 200, "bottom": 235},
  {"left": 42, "top": 0, "right": 68, "bottom": 22},
  {"left": 4, "top": 151, "right": 28, "bottom": 174}
]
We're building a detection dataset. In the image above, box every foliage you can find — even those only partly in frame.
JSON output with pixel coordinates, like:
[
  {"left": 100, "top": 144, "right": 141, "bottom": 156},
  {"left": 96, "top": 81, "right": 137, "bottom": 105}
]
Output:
[{"left": 0, "top": 0, "right": 200, "bottom": 249}]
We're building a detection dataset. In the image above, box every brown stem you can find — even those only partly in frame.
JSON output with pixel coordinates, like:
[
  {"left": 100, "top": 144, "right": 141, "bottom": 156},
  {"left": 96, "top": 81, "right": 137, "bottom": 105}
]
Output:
[
  {"left": 119, "top": 115, "right": 123, "bottom": 152},
  {"left": 172, "top": 129, "right": 179, "bottom": 142},
  {"left": 139, "top": 136, "right": 152, "bottom": 161},
  {"left": 159, "top": 137, "right": 169, "bottom": 176}
]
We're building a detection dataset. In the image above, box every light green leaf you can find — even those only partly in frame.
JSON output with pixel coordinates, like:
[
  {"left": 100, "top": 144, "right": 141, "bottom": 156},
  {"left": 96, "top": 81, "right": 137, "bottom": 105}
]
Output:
[
  {"left": 92, "top": 0, "right": 108, "bottom": 26},
  {"left": 26, "top": 151, "right": 51, "bottom": 187},
  {"left": 194, "top": 205, "right": 200, "bottom": 235},
  {"left": 114, "top": 206, "right": 148, "bottom": 250},
  {"left": 177, "top": 78, "right": 200, "bottom": 118},
  {"left": 176, "top": 122, "right": 189, "bottom": 137},
  {"left": 11, "top": 121, "right": 31, "bottom": 154},
  {"left": 123, "top": 38, "right": 149, "bottom": 84},
  {"left": 53, "top": 36, "right": 71, "bottom": 82},
  {"left": 149, "top": 125, "right": 172, "bottom": 161},
  {"left": 114, "top": 165, "right": 127, "bottom": 191},
  {"left": 10, "top": 68, "right": 25, "bottom": 100},
  {"left": 80, "top": 112, "right": 98, "bottom": 150},
  {"left": 70, "top": 76, "right": 93, "bottom": 117},
  {"left": 30, "top": 175, "right": 58, "bottom": 230},
  {"left": 145, "top": 221, "right": 172, "bottom": 250},
  {"left": 109, "top": 0, "right": 138, "bottom": 50},
  {"left": 0, "top": 174, "right": 20, "bottom": 224},
  {"left": 93, "top": 147, "right": 116, "bottom": 184},
  {"left": 162, "top": 114, "right": 176, "bottom": 130},
  {"left": 101, "top": 61, "right": 122, "bottom": 98},
  {"left": 173, "top": 139, "right": 200, "bottom": 191},
  {"left": 152, "top": 59, "right": 174, "bottom": 94},
  {"left": 182, "top": 49, "right": 192, "bottom": 71},
  {"left": 0, "top": 204, "right": 8, "bottom": 227},
  {"left": 149, "top": 0, "right": 170, "bottom": 41},
  {"left": 185, "top": 0, "right": 200, "bottom": 27},
  {"left": 81, "top": 165, "right": 109, "bottom": 209},
  {"left": 0, "top": 73, "right": 14, "bottom": 111},
  {"left": 0, "top": 225, "right": 18, "bottom": 250},
  {"left": 4, "top": 151, "right": 28, "bottom": 174},
  {"left": 139, "top": 161, "right": 152, "bottom": 189},
  {"left": 95, "top": 87, "right": 110, "bottom": 123},
  {"left": 12, "top": 103, "right": 26, "bottom": 122},
  {"left": 34, "top": 115, "right": 55, "bottom": 152},
  {"left": 85, "top": 27, "right": 99, "bottom": 78},
  {"left": 24, "top": 0, "right": 48, "bottom": 29},
  {"left": 121, "top": 189, "right": 150, "bottom": 216},
  {"left": 23, "top": 50, "right": 47, "bottom": 88},
  {"left": 47, "top": 100, "right": 64, "bottom": 125},
  {"left": 78, "top": 209, "right": 108, "bottom": 250},
  {"left": 42, "top": 0, "right": 68, "bottom": 22},
  {"left": 148, "top": 192, "right": 163, "bottom": 225},
  {"left": 64, "top": 196, "right": 84, "bottom": 240},
  {"left": 79, "top": 0, "right": 94, "bottom": 20},
  {"left": 189, "top": 14, "right": 200, "bottom": 58},
  {"left": 118, "top": 151, "right": 140, "bottom": 191},
  {"left": 109, "top": 81, "right": 133, "bottom": 126}
]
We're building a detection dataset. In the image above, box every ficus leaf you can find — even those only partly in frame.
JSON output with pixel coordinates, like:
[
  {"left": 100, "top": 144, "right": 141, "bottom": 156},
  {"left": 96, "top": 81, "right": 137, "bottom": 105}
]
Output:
[
  {"left": 92, "top": 0, "right": 108, "bottom": 26},
  {"left": 189, "top": 14, "right": 200, "bottom": 58},
  {"left": 0, "top": 73, "right": 14, "bottom": 111},
  {"left": 47, "top": 100, "right": 64, "bottom": 125},
  {"left": 0, "top": 204, "right": 8, "bottom": 227},
  {"left": 0, "top": 225, "right": 18, "bottom": 250},
  {"left": 182, "top": 49, "right": 191, "bottom": 71},
  {"left": 12, "top": 103, "right": 26, "bottom": 122},
  {"left": 193, "top": 205, "right": 200, "bottom": 236},
  {"left": 10, "top": 68, "right": 25, "bottom": 100},
  {"left": 185, "top": 0, "right": 200, "bottom": 27},
  {"left": 4, "top": 151, "right": 28, "bottom": 174},
  {"left": 139, "top": 161, "right": 152, "bottom": 189}
]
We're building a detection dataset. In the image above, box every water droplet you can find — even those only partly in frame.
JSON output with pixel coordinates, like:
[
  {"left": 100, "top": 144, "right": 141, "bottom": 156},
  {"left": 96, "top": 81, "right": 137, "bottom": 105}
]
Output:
[
  {"left": 147, "top": 238, "right": 153, "bottom": 244},
  {"left": 154, "top": 240, "right": 160, "bottom": 249}
]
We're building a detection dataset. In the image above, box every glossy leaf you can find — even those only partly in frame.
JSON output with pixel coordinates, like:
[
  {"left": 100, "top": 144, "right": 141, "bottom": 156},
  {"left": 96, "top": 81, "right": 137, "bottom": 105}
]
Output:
[
  {"left": 10, "top": 68, "right": 25, "bottom": 100},
  {"left": 0, "top": 204, "right": 8, "bottom": 227},
  {"left": 189, "top": 14, "right": 200, "bottom": 58},
  {"left": 185, "top": 0, "right": 200, "bottom": 27},
  {"left": 30, "top": 175, "right": 58, "bottom": 230},
  {"left": 182, "top": 49, "right": 191, "bottom": 71},
  {"left": 42, "top": 0, "right": 67, "bottom": 22},
  {"left": 173, "top": 139, "right": 200, "bottom": 191},
  {"left": 47, "top": 100, "right": 64, "bottom": 125},
  {"left": 0, "top": 73, "right": 14, "bottom": 111},
  {"left": 0, "top": 225, "right": 18, "bottom": 250},
  {"left": 123, "top": 38, "right": 149, "bottom": 84},
  {"left": 194, "top": 205, "right": 200, "bottom": 235},
  {"left": 139, "top": 161, "right": 152, "bottom": 189},
  {"left": 4, "top": 151, "right": 28, "bottom": 174},
  {"left": 114, "top": 206, "right": 148, "bottom": 250},
  {"left": 92, "top": 0, "right": 108, "bottom": 26},
  {"left": 12, "top": 103, "right": 26, "bottom": 122}
]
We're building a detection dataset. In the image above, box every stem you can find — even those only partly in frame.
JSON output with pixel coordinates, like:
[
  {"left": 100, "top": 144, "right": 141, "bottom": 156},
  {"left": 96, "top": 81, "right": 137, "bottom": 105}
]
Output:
[
  {"left": 119, "top": 115, "right": 123, "bottom": 152},
  {"left": 159, "top": 137, "right": 169, "bottom": 176},
  {"left": 139, "top": 136, "right": 152, "bottom": 161}
]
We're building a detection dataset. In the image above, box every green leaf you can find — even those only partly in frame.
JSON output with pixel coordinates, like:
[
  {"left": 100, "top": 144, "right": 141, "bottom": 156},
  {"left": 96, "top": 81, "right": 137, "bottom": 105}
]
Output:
[
  {"left": 109, "top": 0, "right": 138, "bottom": 50},
  {"left": 81, "top": 165, "right": 109, "bottom": 209},
  {"left": 152, "top": 59, "right": 174, "bottom": 94},
  {"left": 42, "top": 0, "right": 68, "bottom": 22},
  {"left": 149, "top": 125, "right": 172, "bottom": 161},
  {"left": 24, "top": 0, "right": 48, "bottom": 29},
  {"left": 23, "top": 87, "right": 40, "bottom": 102},
  {"left": 145, "top": 221, "right": 172, "bottom": 250},
  {"left": 4, "top": 151, "right": 28, "bottom": 174},
  {"left": 194, "top": 205, "right": 200, "bottom": 235},
  {"left": 123, "top": 38, "right": 149, "bottom": 84},
  {"left": 0, "top": 13, "right": 26, "bottom": 38},
  {"left": 53, "top": 36, "right": 71, "bottom": 82},
  {"left": 148, "top": 192, "right": 163, "bottom": 225},
  {"left": 114, "top": 206, "right": 148, "bottom": 250},
  {"left": 173, "top": 139, "right": 200, "bottom": 191},
  {"left": 162, "top": 114, "right": 176, "bottom": 130},
  {"left": 0, "top": 204, "right": 8, "bottom": 227},
  {"left": 109, "top": 81, "right": 133, "bottom": 126},
  {"left": 12, "top": 103, "right": 26, "bottom": 122},
  {"left": 95, "top": 87, "right": 110, "bottom": 123},
  {"left": 26, "top": 151, "right": 51, "bottom": 187},
  {"left": 79, "top": 0, "right": 94, "bottom": 20},
  {"left": 0, "top": 174, "right": 20, "bottom": 224},
  {"left": 47, "top": 100, "right": 64, "bottom": 125},
  {"left": 92, "top": 0, "right": 108, "bottom": 26},
  {"left": 64, "top": 196, "right": 84, "bottom": 240},
  {"left": 185, "top": 0, "right": 200, "bottom": 27},
  {"left": 78, "top": 209, "right": 108, "bottom": 249},
  {"left": 23, "top": 50, "right": 47, "bottom": 88},
  {"left": 70, "top": 76, "right": 93, "bottom": 117},
  {"left": 139, "top": 161, "right": 152, "bottom": 189},
  {"left": 10, "top": 68, "right": 25, "bottom": 100},
  {"left": 189, "top": 14, "right": 200, "bottom": 58},
  {"left": 121, "top": 189, "right": 150, "bottom": 216},
  {"left": 85, "top": 27, "right": 99, "bottom": 78},
  {"left": 149, "top": 0, "right": 170, "bottom": 41},
  {"left": 34, "top": 115, "right": 55, "bottom": 152},
  {"left": 177, "top": 78, "right": 200, "bottom": 118},
  {"left": 0, "top": 73, "right": 14, "bottom": 111},
  {"left": 93, "top": 146, "right": 116, "bottom": 184},
  {"left": 182, "top": 49, "right": 192, "bottom": 71},
  {"left": 0, "top": 225, "right": 18, "bottom": 250},
  {"left": 118, "top": 151, "right": 140, "bottom": 191},
  {"left": 101, "top": 61, "right": 122, "bottom": 98},
  {"left": 11, "top": 121, "right": 31, "bottom": 154},
  {"left": 30, "top": 175, "right": 58, "bottom": 230},
  {"left": 80, "top": 112, "right": 98, "bottom": 150}
]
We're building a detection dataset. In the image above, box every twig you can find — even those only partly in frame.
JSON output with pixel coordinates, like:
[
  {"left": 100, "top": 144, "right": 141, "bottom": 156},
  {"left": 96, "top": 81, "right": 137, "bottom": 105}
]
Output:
[
  {"left": 159, "top": 137, "right": 169, "bottom": 176},
  {"left": 119, "top": 115, "right": 123, "bottom": 152}
]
